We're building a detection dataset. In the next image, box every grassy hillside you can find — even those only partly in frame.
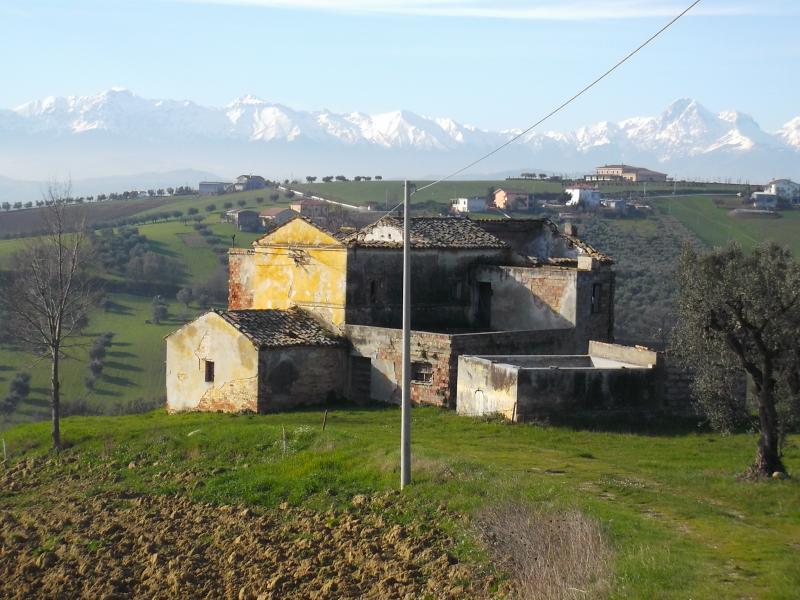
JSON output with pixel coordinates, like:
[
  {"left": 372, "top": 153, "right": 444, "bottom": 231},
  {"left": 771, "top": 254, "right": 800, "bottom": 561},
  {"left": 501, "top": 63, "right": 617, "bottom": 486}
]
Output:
[
  {"left": 0, "top": 294, "right": 181, "bottom": 429},
  {"left": 291, "top": 180, "right": 563, "bottom": 208},
  {"left": 654, "top": 196, "right": 800, "bottom": 255},
  {"left": 0, "top": 192, "right": 277, "bottom": 429},
  {"left": 290, "top": 180, "right": 748, "bottom": 209},
  {"left": 580, "top": 211, "right": 705, "bottom": 345},
  {"left": 2, "top": 407, "right": 798, "bottom": 598}
]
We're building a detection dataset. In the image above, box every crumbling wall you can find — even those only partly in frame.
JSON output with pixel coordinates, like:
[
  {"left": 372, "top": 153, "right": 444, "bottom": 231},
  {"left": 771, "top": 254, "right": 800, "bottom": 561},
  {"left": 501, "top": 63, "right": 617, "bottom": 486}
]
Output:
[
  {"left": 165, "top": 312, "right": 259, "bottom": 413},
  {"left": 345, "top": 325, "right": 455, "bottom": 407},
  {"left": 456, "top": 356, "right": 519, "bottom": 419},
  {"left": 259, "top": 346, "right": 346, "bottom": 412},
  {"left": 456, "top": 349, "right": 662, "bottom": 422},
  {"left": 346, "top": 247, "right": 508, "bottom": 330},
  {"left": 474, "top": 219, "right": 578, "bottom": 261},
  {"left": 574, "top": 266, "right": 615, "bottom": 347},
  {"left": 232, "top": 219, "right": 348, "bottom": 329},
  {"left": 516, "top": 366, "right": 659, "bottom": 420},
  {"left": 346, "top": 324, "right": 574, "bottom": 408},
  {"left": 228, "top": 250, "right": 255, "bottom": 310},
  {"left": 473, "top": 265, "right": 577, "bottom": 331}
]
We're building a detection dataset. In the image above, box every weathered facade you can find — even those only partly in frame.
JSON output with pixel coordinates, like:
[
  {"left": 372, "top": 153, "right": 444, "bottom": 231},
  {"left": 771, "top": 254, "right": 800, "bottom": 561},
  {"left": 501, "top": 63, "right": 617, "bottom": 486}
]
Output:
[
  {"left": 167, "top": 213, "right": 620, "bottom": 413},
  {"left": 456, "top": 341, "right": 663, "bottom": 421},
  {"left": 165, "top": 308, "right": 345, "bottom": 413}
]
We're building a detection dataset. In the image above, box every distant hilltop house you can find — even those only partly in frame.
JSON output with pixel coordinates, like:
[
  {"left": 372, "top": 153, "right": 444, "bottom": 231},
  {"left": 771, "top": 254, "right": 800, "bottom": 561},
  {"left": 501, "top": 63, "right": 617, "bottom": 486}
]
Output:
[
  {"left": 228, "top": 175, "right": 267, "bottom": 193},
  {"left": 586, "top": 164, "right": 668, "bottom": 183},
  {"left": 451, "top": 197, "right": 487, "bottom": 214},
  {"left": 290, "top": 198, "right": 331, "bottom": 219},
  {"left": 565, "top": 187, "right": 601, "bottom": 208},
  {"left": 199, "top": 181, "right": 229, "bottom": 196},
  {"left": 602, "top": 198, "right": 628, "bottom": 213},
  {"left": 165, "top": 213, "right": 692, "bottom": 420},
  {"left": 751, "top": 192, "right": 778, "bottom": 210},
  {"left": 225, "top": 208, "right": 261, "bottom": 232},
  {"left": 764, "top": 179, "right": 800, "bottom": 203},
  {"left": 491, "top": 188, "right": 532, "bottom": 211}
]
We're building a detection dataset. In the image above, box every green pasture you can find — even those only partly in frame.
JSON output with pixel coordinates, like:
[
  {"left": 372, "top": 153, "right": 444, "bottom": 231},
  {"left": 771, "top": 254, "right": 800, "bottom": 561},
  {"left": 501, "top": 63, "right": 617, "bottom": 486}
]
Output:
[
  {"left": 654, "top": 196, "right": 800, "bottom": 255},
  {"left": 0, "top": 293, "right": 195, "bottom": 430},
  {"left": 291, "top": 180, "right": 564, "bottom": 207},
  {"left": 3, "top": 407, "right": 799, "bottom": 599}
]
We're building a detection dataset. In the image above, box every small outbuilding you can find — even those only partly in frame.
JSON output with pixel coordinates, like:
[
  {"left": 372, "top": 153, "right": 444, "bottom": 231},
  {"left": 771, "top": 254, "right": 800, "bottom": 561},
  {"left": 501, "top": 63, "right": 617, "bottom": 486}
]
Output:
[
  {"left": 225, "top": 208, "right": 261, "bottom": 231},
  {"left": 166, "top": 307, "right": 346, "bottom": 413}
]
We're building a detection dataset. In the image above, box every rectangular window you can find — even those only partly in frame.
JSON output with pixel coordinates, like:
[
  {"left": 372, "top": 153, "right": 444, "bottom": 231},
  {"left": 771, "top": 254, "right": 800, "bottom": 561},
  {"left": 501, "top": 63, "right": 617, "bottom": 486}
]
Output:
[
  {"left": 591, "top": 284, "right": 602, "bottom": 314},
  {"left": 204, "top": 360, "right": 215, "bottom": 382},
  {"left": 411, "top": 361, "right": 433, "bottom": 384}
]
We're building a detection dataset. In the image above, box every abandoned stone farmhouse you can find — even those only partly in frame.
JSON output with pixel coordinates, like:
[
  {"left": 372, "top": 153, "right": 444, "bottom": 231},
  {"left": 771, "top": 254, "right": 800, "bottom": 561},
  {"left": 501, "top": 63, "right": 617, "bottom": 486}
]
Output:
[{"left": 166, "top": 214, "right": 676, "bottom": 420}]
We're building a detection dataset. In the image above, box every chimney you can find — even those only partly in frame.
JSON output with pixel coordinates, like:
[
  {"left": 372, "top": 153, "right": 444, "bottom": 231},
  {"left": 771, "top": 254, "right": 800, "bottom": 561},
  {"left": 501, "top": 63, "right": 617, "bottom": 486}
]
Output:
[{"left": 563, "top": 222, "right": 578, "bottom": 237}]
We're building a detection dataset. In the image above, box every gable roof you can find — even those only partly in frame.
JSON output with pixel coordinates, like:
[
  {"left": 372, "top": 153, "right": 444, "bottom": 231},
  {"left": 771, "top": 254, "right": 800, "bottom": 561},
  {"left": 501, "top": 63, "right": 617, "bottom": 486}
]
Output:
[
  {"left": 214, "top": 307, "right": 344, "bottom": 348},
  {"left": 259, "top": 207, "right": 297, "bottom": 218},
  {"left": 253, "top": 214, "right": 343, "bottom": 247},
  {"left": 345, "top": 216, "right": 508, "bottom": 249}
]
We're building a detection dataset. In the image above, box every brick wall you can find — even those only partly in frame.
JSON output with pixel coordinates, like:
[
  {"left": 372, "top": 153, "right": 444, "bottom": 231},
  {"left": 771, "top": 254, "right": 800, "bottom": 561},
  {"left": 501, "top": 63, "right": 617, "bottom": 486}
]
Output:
[
  {"left": 228, "top": 250, "right": 255, "bottom": 310},
  {"left": 346, "top": 324, "right": 574, "bottom": 409}
]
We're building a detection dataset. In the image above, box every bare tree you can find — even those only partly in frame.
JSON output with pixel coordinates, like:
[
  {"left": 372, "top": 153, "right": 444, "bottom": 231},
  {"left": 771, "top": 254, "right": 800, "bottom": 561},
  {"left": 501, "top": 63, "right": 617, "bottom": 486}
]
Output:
[{"left": 0, "top": 185, "right": 99, "bottom": 450}]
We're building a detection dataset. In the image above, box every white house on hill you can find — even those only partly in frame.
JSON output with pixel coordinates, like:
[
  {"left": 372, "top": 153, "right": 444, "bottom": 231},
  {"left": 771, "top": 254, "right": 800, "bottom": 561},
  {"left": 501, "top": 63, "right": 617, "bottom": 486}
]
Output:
[
  {"left": 566, "top": 188, "right": 601, "bottom": 208},
  {"left": 765, "top": 179, "right": 800, "bottom": 202},
  {"left": 451, "top": 197, "right": 487, "bottom": 213}
]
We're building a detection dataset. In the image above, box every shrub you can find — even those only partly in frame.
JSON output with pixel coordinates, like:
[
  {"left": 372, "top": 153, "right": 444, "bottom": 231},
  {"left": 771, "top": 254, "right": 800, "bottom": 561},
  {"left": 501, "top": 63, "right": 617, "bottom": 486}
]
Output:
[
  {"left": 89, "top": 359, "right": 104, "bottom": 377},
  {"left": 1, "top": 372, "right": 31, "bottom": 413},
  {"left": 475, "top": 503, "right": 612, "bottom": 600}
]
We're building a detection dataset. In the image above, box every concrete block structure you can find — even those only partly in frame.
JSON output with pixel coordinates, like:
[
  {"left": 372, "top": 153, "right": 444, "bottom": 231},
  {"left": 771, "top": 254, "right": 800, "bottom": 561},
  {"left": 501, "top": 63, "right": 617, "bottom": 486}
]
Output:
[{"left": 456, "top": 341, "right": 663, "bottom": 421}]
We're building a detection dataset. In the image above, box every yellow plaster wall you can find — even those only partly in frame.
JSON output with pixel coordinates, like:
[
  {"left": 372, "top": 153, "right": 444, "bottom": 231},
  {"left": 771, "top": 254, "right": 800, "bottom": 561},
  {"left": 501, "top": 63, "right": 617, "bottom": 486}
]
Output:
[
  {"left": 244, "top": 219, "right": 348, "bottom": 328},
  {"left": 165, "top": 312, "right": 259, "bottom": 413}
]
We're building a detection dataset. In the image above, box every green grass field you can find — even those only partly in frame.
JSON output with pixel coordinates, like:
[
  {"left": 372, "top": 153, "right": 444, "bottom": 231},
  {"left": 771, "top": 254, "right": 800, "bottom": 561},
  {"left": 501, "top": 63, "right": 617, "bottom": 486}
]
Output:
[
  {"left": 291, "top": 180, "right": 561, "bottom": 207},
  {"left": 654, "top": 196, "right": 800, "bottom": 255},
  {"left": 0, "top": 294, "right": 187, "bottom": 430},
  {"left": 2, "top": 407, "right": 798, "bottom": 598},
  {"left": 290, "top": 180, "right": 748, "bottom": 209}
]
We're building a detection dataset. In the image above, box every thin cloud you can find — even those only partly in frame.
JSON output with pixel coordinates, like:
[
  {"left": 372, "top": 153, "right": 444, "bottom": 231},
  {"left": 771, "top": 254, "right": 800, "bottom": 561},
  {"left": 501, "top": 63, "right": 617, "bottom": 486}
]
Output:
[{"left": 174, "top": 0, "right": 800, "bottom": 20}]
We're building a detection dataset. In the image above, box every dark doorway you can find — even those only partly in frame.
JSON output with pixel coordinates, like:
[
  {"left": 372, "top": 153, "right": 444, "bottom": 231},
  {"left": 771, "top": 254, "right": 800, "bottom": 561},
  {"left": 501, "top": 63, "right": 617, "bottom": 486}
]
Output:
[
  {"left": 350, "top": 356, "right": 372, "bottom": 404},
  {"left": 477, "top": 282, "right": 492, "bottom": 329}
]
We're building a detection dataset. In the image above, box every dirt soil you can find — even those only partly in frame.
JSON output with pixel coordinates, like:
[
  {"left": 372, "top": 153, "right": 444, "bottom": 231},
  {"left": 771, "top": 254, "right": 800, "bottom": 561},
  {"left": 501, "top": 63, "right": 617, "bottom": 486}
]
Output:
[{"left": 0, "top": 458, "right": 499, "bottom": 599}]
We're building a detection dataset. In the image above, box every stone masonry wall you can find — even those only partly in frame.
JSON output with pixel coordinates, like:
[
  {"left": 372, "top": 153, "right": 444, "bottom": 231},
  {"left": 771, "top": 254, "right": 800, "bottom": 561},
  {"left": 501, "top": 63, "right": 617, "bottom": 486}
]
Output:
[
  {"left": 346, "top": 324, "right": 574, "bottom": 409},
  {"left": 259, "top": 346, "right": 346, "bottom": 412}
]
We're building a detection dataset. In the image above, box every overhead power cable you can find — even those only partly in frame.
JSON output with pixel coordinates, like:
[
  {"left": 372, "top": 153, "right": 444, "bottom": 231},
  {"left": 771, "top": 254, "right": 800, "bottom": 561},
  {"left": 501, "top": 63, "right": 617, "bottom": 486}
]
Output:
[{"left": 412, "top": 0, "right": 702, "bottom": 195}]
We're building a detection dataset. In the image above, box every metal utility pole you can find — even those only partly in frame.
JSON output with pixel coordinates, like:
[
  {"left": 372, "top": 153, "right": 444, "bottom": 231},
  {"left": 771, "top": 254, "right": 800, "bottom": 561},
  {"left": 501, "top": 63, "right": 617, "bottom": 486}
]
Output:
[{"left": 400, "top": 180, "right": 411, "bottom": 489}]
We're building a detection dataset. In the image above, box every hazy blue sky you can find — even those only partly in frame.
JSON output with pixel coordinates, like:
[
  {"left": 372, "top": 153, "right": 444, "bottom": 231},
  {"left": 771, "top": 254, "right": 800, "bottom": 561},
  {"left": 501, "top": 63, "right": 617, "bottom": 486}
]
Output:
[{"left": 1, "top": 0, "right": 798, "bottom": 131}]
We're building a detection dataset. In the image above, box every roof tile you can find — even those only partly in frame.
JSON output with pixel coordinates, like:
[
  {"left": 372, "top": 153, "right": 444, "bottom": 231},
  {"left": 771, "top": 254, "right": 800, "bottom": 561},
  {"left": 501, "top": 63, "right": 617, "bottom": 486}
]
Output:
[
  {"left": 345, "top": 216, "right": 507, "bottom": 249},
  {"left": 213, "top": 307, "right": 344, "bottom": 349}
]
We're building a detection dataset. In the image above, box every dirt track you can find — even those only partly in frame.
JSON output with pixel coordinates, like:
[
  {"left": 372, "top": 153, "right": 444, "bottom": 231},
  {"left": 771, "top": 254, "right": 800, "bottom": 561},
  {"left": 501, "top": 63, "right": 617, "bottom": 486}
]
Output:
[{"left": 0, "top": 459, "right": 498, "bottom": 599}]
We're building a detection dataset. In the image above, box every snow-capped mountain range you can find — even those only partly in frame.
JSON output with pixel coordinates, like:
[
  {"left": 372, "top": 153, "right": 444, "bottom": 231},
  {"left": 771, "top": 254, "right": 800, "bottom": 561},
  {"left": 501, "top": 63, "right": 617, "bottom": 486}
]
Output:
[{"left": 0, "top": 88, "right": 797, "bottom": 184}]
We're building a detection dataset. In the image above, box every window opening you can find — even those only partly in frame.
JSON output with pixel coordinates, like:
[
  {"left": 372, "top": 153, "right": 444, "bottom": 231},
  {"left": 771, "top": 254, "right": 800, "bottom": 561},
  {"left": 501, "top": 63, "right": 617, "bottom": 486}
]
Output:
[
  {"left": 411, "top": 361, "right": 433, "bottom": 384},
  {"left": 204, "top": 360, "right": 215, "bottom": 382}
]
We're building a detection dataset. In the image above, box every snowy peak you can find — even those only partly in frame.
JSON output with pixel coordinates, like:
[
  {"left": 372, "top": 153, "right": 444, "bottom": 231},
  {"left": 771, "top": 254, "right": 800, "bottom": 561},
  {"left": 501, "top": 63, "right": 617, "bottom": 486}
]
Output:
[
  {"left": 778, "top": 117, "right": 800, "bottom": 148},
  {"left": 2, "top": 90, "right": 799, "bottom": 181}
]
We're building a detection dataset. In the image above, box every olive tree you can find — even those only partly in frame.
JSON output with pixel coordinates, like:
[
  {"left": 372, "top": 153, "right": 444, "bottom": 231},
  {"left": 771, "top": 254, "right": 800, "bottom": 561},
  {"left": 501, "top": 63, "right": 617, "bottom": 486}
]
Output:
[
  {"left": 674, "top": 242, "right": 800, "bottom": 476},
  {"left": 0, "top": 186, "right": 99, "bottom": 449}
]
